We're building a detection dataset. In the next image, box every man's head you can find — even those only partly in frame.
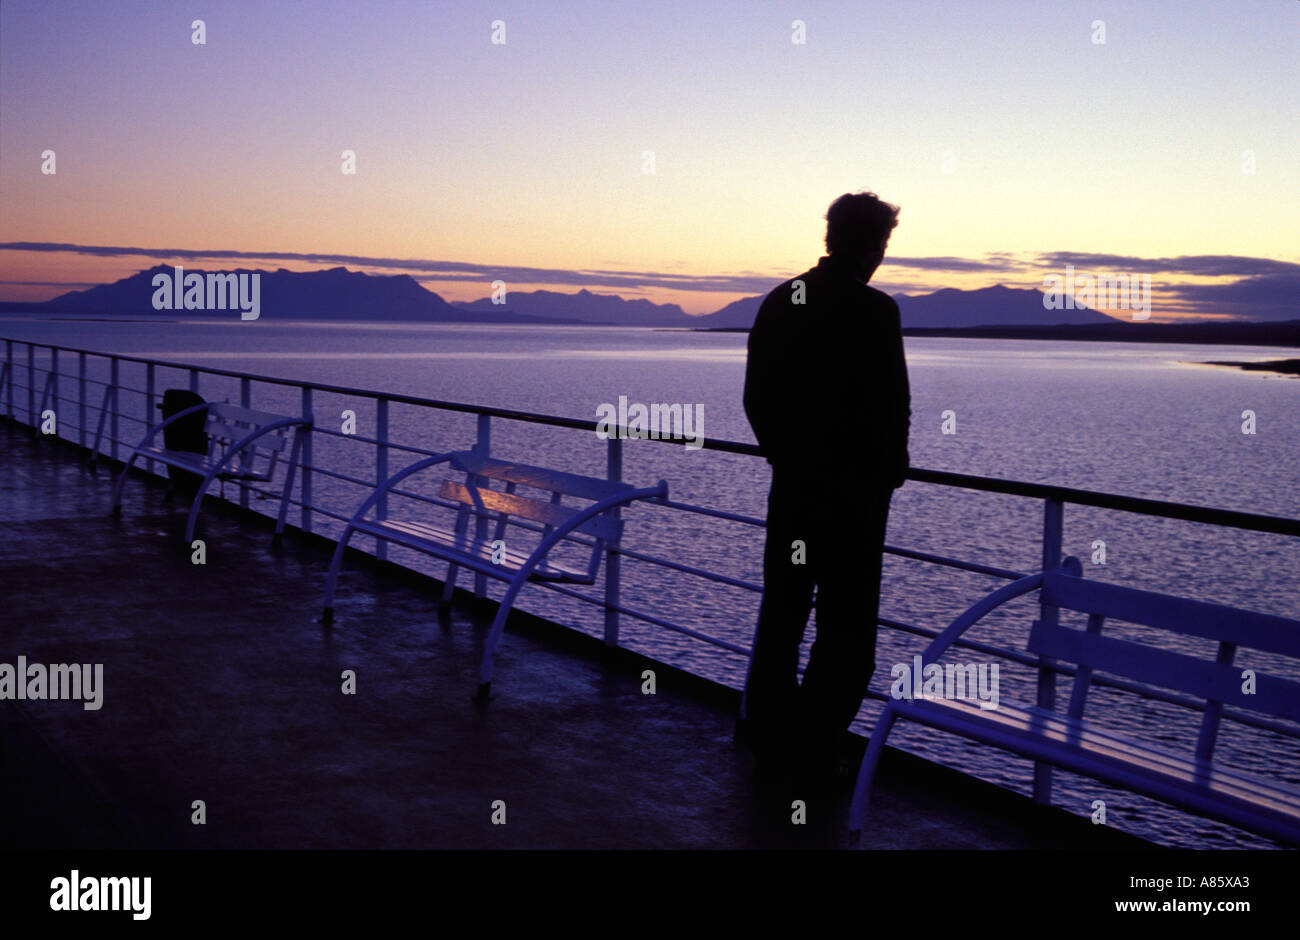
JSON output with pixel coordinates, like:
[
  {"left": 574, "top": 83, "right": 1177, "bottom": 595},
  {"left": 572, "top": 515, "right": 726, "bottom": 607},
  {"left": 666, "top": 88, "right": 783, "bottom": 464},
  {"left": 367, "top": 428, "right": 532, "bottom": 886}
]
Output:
[{"left": 825, "top": 191, "right": 899, "bottom": 281}]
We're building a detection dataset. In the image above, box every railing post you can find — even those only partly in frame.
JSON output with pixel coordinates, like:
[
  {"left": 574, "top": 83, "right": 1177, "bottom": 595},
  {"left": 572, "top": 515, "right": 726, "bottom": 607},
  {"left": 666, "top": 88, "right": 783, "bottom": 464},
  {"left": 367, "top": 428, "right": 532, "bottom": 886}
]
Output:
[
  {"left": 473, "top": 413, "right": 490, "bottom": 597},
  {"left": 1033, "top": 496, "right": 1064, "bottom": 804},
  {"left": 49, "top": 348, "right": 59, "bottom": 441},
  {"left": 144, "top": 362, "right": 155, "bottom": 474},
  {"left": 240, "top": 377, "right": 252, "bottom": 510},
  {"left": 376, "top": 397, "right": 389, "bottom": 562},
  {"left": 5, "top": 339, "right": 13, "bottom": 420},
  {"left": 109, "top": 357, "right": 120, "bottom": 462},
  {"left": 27, "top": 343, "right": 36, "bottom": 429},
  {"left": 79, "top": 352, "right": 88, "bottom": 450},
  {"left": 300, "top": 387, "right": 313, "bottom": 534},
  {"left": 604, "top": 436, "right": 623, "bottom": 647},
  {"left": 189, "top": 368, "right": 199, "bottom": 394}
]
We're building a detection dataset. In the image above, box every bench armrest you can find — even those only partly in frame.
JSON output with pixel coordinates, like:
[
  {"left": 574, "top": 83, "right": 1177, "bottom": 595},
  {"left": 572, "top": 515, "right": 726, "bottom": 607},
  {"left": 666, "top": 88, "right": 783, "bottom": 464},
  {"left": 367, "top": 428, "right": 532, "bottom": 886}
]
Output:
[
  {"left": 221, "top": 416, "right": 312, "bottom": 456},
  {"left": 513, "top": 479, "right": 667, "bottom": 564},
  {"left": 131, "top": 401, "right": 213, "bottom": 450},
  {"left": 345, "top": 452, "right": 458, "bottom": 526},
  {"left": 917, "top": 561, "right": 1077, "bottom": 664},
  {"left": 198, "top": 416, "right": 313, "bottom": 480}
]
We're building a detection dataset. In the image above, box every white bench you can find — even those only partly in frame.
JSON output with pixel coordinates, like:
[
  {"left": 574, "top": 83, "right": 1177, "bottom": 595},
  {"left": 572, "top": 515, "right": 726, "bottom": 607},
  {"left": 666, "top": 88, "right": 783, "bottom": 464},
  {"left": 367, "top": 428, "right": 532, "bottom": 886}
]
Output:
[
  {"left": 848, "top": 557, "right": 1300, "bottom": 847},
  {"left": 322, "top": 449, "right": 667, "bottom": 699},
  {"left": 108, "top": 401, "right": 312, "bottom": 544}
]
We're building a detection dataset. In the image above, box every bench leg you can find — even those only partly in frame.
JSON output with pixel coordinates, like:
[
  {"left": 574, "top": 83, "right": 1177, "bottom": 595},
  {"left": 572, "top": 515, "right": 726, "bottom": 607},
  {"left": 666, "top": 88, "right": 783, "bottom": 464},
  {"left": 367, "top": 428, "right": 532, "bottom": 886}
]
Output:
[
  {"left": 847, "top": 708, "right": 898, "bottom": 847},
  {"left": 108, "top": 450, "right": 143, "bottom": 518},
  {"left": 183, "top": 478, "right": 216, "bottom": 545},
  {"left": 321, "top": 524, "right": 359, "bottom": 625},
  {"left": 273, "top": 473, "right": 293, "bottom": 543},
  {"left": 476, "top": 573, "right": 528, "bottom": 700},
  {"left": 274, "top": 431, "right": 305, "bottom": 545},
  {"left": 439, "top": 563, "right": 460, "bottom": 611}
]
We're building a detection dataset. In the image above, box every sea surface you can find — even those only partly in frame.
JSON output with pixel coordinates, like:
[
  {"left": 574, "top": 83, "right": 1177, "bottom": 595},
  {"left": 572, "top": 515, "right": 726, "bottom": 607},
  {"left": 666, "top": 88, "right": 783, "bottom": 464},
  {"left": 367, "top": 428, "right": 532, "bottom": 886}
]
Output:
[{"left": 3, "top": 315, "right": 1299, "bottom": 848}]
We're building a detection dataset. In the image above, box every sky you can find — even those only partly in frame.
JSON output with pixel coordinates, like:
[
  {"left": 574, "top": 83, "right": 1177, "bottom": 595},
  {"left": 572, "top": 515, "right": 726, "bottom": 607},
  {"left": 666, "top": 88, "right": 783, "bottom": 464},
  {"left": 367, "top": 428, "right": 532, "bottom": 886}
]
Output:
[{"left": 1, "top": 0, "right": 1297, "bottom": 319}]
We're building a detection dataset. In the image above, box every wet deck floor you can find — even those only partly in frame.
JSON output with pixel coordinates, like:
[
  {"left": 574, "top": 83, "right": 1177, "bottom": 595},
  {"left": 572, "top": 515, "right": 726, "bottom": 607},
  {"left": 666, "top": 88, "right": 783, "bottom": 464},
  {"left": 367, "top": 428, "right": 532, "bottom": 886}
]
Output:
[{"left": 0, "top": 420, "right": 1148, "bottom": 849}]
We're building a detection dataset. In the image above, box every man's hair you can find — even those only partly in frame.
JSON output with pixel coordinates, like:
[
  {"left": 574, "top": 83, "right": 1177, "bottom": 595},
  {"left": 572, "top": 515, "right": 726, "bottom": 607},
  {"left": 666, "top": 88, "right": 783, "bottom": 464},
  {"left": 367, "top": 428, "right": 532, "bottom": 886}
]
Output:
[{"left": 824, "top": 191, "right": 900, "bottom": 258}]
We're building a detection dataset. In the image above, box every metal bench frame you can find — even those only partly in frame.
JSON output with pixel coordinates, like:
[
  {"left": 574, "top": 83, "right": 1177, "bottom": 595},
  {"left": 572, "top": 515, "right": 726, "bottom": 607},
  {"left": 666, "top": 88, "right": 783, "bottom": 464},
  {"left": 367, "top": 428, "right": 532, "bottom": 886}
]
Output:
[
  {"left": 322, "top": 449, "right": 667, "bottom": 699},
  {"left": 848, "top": 556, "right": 1300, "bottom": 847},
  {"left": 107, "top": 401, "right": 312, "bottom": 544}
]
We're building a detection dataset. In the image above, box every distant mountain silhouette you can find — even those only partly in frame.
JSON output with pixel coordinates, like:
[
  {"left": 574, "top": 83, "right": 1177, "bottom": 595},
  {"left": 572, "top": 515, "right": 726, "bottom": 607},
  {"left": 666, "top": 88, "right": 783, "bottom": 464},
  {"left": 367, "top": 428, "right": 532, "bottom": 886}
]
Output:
[
  {"left": 895, "top": 284, "right": 1116, "bottom": 327},
  {"left": 669, "top": 283, "right": 1118, "bottom": 329},
  {"left": 23, "top": 266, "right": 583, "bottom": 324},
  {"left": 7, "top": 266, "right": 1295, "bottom": 348},
  {"left": 0, "top": 267, "right": 1132, "bottom": 328},
  {"left": 690, "top": 295, "right": 763, "bottom": 329},
  {"left": 462, "top": 283, "right": 1116, "bottom": 328},
  {"left": 452, "top": 288, "right": 695, "bottom": 326}
]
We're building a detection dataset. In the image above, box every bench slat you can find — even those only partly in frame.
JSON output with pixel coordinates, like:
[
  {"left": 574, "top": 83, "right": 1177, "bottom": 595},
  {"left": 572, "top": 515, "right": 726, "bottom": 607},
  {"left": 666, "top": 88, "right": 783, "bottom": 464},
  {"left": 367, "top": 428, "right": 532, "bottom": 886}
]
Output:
[
  {"left": 205, "top": 417, "right": 290, "bottom": 451},
  {"left": 440, "top": 480, "right": 623, "bottom": 543},
  {"left": 893, "top": 698, "right": 1300, "bottom": 830},
  {"left": 355, "top": 518, "right": 593, "bottom": 582},
  {"left": 1043, "top": 571, "right": 1300, "bottom": 658},
  {"left": 451, "top": 451, "right": 632, "bottom": 501},
  {"left": 903, "top": 696, "right": 1286, "bottom": 799},
  {"left": 909, "top": 699, "right": 1300, "bottom": 805},
  {"left": 139, "top": 447, "right": 273, "bottom": 481},
  {"left": 1028, "top": 620, "right": 1300, "bottom": 724},
  {"left": 207, "top": 402, "right": 300, "bottom": 428}
]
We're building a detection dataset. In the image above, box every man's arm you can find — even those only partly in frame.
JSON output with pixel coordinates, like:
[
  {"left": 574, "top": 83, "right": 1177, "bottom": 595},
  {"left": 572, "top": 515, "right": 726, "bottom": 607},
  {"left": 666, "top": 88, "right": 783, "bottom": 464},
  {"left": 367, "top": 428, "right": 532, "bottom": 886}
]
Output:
[
  {"left": 743, "top": 294, "right": 785, "bottom": 462},
  {"left": 886, "top": 295, "right": 911, "bottom": 488}
]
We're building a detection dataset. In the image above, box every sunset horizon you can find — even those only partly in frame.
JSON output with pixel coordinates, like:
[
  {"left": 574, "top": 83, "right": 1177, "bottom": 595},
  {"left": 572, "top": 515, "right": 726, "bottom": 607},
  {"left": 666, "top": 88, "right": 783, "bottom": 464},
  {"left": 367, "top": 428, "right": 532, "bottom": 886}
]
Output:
[{"left": 3, "top": 1, "right": 1296, "bottom": 321}]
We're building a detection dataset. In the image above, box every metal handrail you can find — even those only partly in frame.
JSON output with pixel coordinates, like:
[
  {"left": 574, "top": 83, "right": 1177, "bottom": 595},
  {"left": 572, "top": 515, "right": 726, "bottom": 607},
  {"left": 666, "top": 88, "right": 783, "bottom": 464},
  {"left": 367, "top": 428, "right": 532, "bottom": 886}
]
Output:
[
  {"left": 10, "top": 338, "right": 1298, "bottom": 537},
  {"left": 906, "top": 467, "right": 1300, "bottom": 538}
]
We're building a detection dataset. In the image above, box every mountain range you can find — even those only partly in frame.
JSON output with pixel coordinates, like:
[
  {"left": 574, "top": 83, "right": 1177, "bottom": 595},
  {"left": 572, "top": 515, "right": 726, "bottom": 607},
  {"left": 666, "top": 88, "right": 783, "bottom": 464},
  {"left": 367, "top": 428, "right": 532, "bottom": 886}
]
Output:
[
  {"left": 20, "top": 266, "right": 574, "bottom": 324},
  {"left": 1, "top": 264, "right": 1122, "bottom": 329}
]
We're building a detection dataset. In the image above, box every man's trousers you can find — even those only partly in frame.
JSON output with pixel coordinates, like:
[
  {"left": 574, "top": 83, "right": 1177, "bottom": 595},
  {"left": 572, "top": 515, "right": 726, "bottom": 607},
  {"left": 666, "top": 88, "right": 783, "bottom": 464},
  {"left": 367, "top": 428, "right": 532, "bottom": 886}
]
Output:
[{"left": 742, "top": 465, "right": 894, "bottom": 763}]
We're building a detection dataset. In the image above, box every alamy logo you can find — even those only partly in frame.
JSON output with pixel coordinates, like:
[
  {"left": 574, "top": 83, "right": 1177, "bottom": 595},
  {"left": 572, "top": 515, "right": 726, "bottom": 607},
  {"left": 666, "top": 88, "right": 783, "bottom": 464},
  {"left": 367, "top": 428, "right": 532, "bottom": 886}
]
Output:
[
  {"left": 890, "top": 655, "right": 999, "bottom": 710},
  {"left": 50, "top": 870, "right": 150, "bottom": 920},
  {"left": 1042, "top": 264, "right": 1151, "bottom": 320},
  {"left": 595, "top": 395, "right": 704, "bottom": 450},
  {"left": 151, "top": 264, "right": 260, "bottom": 320},
  {"left": 0, "top": 656, "right": 103, "bottom": 710}
]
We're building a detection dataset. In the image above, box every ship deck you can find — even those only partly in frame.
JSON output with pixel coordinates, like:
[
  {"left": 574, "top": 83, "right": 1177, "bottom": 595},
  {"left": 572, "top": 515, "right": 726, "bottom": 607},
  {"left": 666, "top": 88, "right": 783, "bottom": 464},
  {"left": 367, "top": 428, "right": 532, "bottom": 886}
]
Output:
[{"left": 0, "top": 420, "right": 1148, "bottom": 850}]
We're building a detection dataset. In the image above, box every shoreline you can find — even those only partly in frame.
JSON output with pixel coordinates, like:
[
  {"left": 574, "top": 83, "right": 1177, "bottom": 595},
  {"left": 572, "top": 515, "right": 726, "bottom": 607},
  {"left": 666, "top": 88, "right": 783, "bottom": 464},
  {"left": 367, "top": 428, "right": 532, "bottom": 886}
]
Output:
[
  {"left": 1197, "top": 358, "right": 1300, "bottom": 377},
  {"left": 696, "top": 321, "right": 1300, "bottom": 349},
  {"left": 5, "top": 312, "right": 1300, "bottom": 351}
]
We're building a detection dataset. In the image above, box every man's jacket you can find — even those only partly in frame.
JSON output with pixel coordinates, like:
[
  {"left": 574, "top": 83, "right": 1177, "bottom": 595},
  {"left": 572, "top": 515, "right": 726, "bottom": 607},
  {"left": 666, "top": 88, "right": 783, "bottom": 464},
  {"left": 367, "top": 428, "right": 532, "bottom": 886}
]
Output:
[{"left": 743, "top": 254, "right": 911, "bottom": 488}]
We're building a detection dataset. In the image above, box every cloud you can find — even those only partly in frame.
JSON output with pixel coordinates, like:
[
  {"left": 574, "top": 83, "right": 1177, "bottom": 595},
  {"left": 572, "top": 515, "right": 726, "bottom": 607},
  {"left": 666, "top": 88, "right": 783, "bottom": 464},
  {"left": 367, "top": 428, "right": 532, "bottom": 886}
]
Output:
[
  {"left": 881, "top": 255, "right": 1011, "bottom": 272},
  {"left": 1027, "top": 253, "right": 1299, "bottom": 320},
  {"left": 1160, "top": 273, "right": 1300, "bottom": 322},
  {"left": 0, "top": 240, "right": 1016, "bottom": 294},
  {"left": 1034, "top": 252, "right": 1300, "bottom": 277},
  {"left": 0, "top": 280, "right": 102, "bottom": 289}
]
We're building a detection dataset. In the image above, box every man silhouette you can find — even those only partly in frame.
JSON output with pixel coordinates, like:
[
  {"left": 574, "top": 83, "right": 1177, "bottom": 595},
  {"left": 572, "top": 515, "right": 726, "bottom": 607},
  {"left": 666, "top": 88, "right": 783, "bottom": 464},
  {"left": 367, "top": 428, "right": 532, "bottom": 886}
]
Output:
[{"left": 740, "top": 191, "right": 910, "bottom": 784}]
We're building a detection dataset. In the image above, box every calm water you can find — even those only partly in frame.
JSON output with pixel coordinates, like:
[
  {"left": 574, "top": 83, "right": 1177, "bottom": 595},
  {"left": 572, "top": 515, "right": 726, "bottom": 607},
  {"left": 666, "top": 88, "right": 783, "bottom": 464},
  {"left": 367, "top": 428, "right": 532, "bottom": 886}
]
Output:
[{"left": 4, "top": 316, "right": 1299, "bottom": 848}]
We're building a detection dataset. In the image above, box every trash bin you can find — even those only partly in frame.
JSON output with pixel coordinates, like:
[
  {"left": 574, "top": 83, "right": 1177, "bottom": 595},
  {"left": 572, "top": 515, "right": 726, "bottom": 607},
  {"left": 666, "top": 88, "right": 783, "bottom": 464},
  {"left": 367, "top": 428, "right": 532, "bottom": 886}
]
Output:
[{"left": 157, "top": 389, "right": 208, "bottom": 501}]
